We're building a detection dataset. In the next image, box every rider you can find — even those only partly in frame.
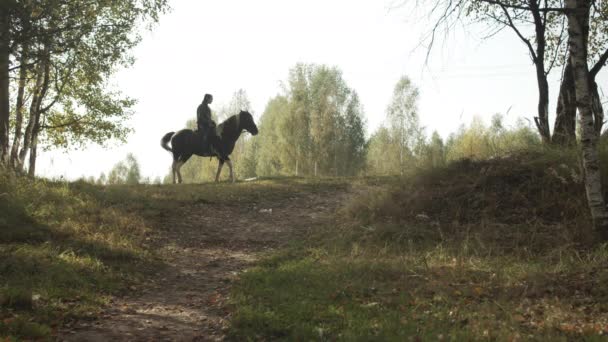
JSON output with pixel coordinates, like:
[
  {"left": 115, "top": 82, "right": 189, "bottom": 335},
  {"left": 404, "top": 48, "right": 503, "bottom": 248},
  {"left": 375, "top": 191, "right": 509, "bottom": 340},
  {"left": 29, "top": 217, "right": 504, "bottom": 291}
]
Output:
[{"left": 196, "top": 94, "right": 217, "bottom": 151}]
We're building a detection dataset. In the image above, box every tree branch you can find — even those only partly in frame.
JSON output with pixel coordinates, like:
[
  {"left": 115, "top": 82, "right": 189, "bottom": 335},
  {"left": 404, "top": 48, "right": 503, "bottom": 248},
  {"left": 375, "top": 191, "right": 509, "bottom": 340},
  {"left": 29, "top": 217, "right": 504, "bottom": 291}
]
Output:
[
  {"left": 478, "top": 0, "right": 568, "bottom": 13},
  {"left": 41, "top": 117, "right": 89, "bottom": 130},
  {"left": 546, "top": 14, "right": 567, "bottom": 75},
  {"left": 499, "top": 3, "right": 538, "bottom": 62},
  {"left": 590, "top": 47, "right": 608, "bottom": 79}
]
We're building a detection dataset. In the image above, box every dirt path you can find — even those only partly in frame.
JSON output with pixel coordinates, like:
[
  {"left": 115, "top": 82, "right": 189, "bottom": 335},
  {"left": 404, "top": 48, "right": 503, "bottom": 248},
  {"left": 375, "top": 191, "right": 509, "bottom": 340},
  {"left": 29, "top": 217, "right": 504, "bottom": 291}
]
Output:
[{"left": 60, "top": 187, "right": 345, "bottom": 341}]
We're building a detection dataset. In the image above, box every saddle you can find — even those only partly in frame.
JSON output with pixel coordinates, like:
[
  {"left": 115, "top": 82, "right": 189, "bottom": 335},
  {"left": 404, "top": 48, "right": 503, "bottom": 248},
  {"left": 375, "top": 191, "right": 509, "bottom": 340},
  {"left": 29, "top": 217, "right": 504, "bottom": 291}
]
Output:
[{"left": 193, "top": 129, "right": 214, "bottom": 155}]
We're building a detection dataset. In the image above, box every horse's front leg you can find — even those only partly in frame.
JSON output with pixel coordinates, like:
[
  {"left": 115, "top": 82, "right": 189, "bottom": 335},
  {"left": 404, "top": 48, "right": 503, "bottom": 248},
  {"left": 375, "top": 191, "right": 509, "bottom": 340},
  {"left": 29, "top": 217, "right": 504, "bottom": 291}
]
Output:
[
  {"left": 215, "top": 159, "right": 225, "bottom": 182},
  {"left": 226, "top": 159, "right": 235, "bottom": 183}
]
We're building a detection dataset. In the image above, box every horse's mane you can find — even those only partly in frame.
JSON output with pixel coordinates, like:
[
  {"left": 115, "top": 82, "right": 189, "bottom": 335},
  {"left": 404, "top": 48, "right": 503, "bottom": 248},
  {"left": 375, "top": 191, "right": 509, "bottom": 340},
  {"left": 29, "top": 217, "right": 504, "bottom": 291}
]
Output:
[
  {"left": 218, "top": 114, "right": 238, "bottom": 128},
  {"left": 217, "top": 113, "right": 241, "bottom": 139}
]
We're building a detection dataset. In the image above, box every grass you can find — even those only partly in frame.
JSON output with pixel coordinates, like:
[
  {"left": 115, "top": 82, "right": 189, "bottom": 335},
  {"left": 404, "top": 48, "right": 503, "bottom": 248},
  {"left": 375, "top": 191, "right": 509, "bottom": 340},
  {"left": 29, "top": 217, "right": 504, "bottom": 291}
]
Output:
[
  {"left": 229, "top": 152, "right": 608, "bottom": 341},
  {"left": 0, "top": 173, "right": 347, "bottom": 340},
  {"left": 4, "top": 153, "right": 608, "bottom": 340},
  {"left": 0, "top": 172, "right": 161, "bottom": 339}
]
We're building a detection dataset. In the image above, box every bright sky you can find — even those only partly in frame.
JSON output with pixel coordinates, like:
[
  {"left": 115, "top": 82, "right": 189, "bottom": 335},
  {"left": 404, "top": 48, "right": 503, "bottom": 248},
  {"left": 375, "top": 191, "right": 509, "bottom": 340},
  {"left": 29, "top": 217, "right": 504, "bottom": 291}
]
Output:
[{"left": 37, "top": 0, "right": 607, "bottom": 181}]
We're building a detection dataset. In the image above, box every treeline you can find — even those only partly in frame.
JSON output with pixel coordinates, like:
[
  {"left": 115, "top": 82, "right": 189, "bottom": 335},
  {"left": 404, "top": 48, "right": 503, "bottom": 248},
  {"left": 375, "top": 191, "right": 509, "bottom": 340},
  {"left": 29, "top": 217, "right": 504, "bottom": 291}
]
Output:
[{"left": 174, "top": 63, "right": 542, "bottom": 182}]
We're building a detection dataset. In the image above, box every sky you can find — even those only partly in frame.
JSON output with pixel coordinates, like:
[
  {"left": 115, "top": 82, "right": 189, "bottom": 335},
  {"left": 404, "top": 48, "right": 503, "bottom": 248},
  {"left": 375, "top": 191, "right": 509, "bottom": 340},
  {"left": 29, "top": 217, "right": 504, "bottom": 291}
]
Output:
[{"left": 36, "top": 0, "right": 608, "bottom": 181}]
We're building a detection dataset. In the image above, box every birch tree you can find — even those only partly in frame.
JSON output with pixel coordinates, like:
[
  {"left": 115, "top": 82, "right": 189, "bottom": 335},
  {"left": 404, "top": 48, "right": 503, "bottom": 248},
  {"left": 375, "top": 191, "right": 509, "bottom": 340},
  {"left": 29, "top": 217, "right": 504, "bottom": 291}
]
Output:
[
  {"left": 409, "top": 0, "right": 608, "bottom": 145},
  {"left": 1, "top": 0, "right": 168, "bottom": 173},
  {"left": 0, "top": 1, "right": 11, "bottom": 166},
  {"left": 565, "top": 0, "right": 608, "bottom": 238},
  {"left": 386, "top": 76, "right": 422, "bottom": 174}
]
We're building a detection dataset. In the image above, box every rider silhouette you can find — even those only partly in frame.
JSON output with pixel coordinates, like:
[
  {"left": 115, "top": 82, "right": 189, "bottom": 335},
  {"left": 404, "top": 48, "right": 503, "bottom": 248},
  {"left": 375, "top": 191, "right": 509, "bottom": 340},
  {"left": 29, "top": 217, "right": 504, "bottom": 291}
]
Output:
[{"left": 196, "top": 94, "right": 217, "bottom": 152}]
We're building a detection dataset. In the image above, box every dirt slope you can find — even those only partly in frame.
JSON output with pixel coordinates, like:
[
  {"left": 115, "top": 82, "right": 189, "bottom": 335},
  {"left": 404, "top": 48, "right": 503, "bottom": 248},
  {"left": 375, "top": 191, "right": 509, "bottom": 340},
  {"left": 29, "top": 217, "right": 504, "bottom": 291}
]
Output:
[{"left": 59, "top": 184, "right": 345, "bottom": 341}]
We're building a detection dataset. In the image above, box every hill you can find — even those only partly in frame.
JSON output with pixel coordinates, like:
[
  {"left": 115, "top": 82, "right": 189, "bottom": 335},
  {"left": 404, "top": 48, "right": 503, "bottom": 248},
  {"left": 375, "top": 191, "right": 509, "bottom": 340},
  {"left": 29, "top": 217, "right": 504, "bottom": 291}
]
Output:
[{"left": 2, "top": 155, "right": 608, "bottom": 340}]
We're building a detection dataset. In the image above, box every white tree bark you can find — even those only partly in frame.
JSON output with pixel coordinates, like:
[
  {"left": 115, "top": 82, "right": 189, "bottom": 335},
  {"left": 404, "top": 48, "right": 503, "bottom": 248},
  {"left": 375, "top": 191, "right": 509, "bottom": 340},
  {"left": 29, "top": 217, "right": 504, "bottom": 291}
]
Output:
[
  {"left": 0, "top": 5, "right": 10, "bottom": 166},
  {"left": 566, "top": 0, "right": 608, "bottom": 239}
]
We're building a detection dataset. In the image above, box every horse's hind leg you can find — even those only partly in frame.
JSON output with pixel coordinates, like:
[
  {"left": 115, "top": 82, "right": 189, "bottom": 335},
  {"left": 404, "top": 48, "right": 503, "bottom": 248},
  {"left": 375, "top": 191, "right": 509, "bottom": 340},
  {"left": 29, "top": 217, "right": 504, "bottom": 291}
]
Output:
[
  {"left": 171, "top": 151, "right": 181, "bottom": 184},
  {"left": 175, "top": 154, "right": 191, "bottom": 184},
  {"left": 176, "top": 162, "right": 184, "bottom": 184},
  {"left": 171, "top": 160, "right": 177, "bottom": 184},
  {"left": 226, "top": 159, "right": 235, "bottom": 183},
  {"left": 215, "top": 159, "right": 225, "bottom": 183}
]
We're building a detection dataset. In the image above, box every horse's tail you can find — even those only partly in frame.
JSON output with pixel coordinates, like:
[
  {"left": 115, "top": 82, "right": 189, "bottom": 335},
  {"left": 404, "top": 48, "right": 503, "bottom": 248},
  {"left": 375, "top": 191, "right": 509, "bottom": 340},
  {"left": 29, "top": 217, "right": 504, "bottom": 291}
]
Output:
[{"left": 161, "top": 132, "right": 175, "bottom": 152}]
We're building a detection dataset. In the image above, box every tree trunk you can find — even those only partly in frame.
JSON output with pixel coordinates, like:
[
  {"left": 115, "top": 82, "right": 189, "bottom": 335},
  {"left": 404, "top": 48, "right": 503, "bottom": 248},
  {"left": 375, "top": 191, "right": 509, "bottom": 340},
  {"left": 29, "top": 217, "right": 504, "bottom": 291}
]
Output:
[
  {"left": 28, "top": 127, "right": 38, "bottom": 177},
  {"left": 529, "top": 0, "right": 551, "bottom": 144},
  {"left": 0, "top": 5, "right": 10, "bottom": 167},
  {"left": 591, "top": 80, "right": 604, "bottom": 135},
  {"left": 10, "top": 44, "right": 29, "bottom": 168},
  {"left": 533, "top": 64, "right": 551, "bottom": 144},
  {"left": 17, "top": 43, "right": 50, "bottom": 172},
  {"left": 566, "top": 0, "right": 608, "bottom": 239},
  {"left": 552, "top": 58, "right": 577, "bottom": 145},
  {"left": 17, "top": 63, "right": 44, "bottom": 171}
]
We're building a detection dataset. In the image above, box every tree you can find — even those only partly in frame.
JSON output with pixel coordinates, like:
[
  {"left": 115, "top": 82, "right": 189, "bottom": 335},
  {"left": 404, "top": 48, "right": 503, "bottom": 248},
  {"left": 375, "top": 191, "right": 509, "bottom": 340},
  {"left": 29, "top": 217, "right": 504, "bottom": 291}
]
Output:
[
  {"left": 0, "top": 0, "right": 11, "bottom": 166},
  {"left": 255, "top": 64, "right": 367, "bottom": 177},
  {"left": 411, "top": 0, "right": 608, "bottom": 145},
  {"left": 419, "top": 131, "right": 446, "bottom": 169},
  {"left": 305, "top": 65, "right": 366, "bottom": 176},
  {"left": 366, "top": 126, "right": 401, "bottom": 175},
  {"left": 256, "top": 96, "right": 288, "bottom": 176},
  {"left": 108, "top": 153, "right": 141, "bottom": 185},
  {"left": 386, "top": 76, "right": 423, "bottom": 174},
  {"left": 97, "top": 172, "right": 107, "bottom": 185},
  {"left": 339, "top": 93, "right": 367, "bottom": 176},
  {"left": 565, "top": 0, "right": 608, "bottom": 238},
  {"left": 1, "top": 0, "right": 169, "bottom": 172},
  {"left": 281, "top": 64, "right": 313, "bottom": 175}
]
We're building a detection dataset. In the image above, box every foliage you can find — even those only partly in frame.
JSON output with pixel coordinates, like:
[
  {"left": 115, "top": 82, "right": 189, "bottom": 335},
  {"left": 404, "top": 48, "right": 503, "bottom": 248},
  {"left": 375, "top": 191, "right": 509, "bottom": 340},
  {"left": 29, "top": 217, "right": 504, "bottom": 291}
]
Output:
[
  {"left": 107, "top": 153, "right": 141, "bottom": 185},
  {"left": 172, "top": 65, "right": 367, "bottom": 182},
  {"left": 445, "top": 114, "right": 541, "bottom": 161},
  {"left": 417, "top": 130, "right": 446, "bottom": 169},
  {"left": 366, "top": 76, "right": 423, "bottom": 175},
  {"left": 366, "top": 126, "right": 403, "bottom": 176},
  {"left": 256, "top": 64, "right": 367, "bottom": 177},
  {"left": 2, "top": 0, "right": 170, "bottom": 172},
  {"left": 255, "top": 96, "right": 289, "bottom": 177}
]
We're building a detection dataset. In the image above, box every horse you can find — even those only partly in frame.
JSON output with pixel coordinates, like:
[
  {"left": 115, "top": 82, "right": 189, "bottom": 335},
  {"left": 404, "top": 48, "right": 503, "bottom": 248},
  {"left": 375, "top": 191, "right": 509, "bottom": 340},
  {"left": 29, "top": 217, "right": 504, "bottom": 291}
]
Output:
[{"left": 161, "top": 110, "right": 259, "bottom": 184}]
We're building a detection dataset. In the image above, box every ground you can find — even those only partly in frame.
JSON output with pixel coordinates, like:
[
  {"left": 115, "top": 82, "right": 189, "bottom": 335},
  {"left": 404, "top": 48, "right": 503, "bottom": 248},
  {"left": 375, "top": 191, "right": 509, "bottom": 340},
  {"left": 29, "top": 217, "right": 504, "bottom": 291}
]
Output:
[
  {"left": 5, "top": 166, "right": 608, "bottom": 340},
  {"left": 59, "top": 180, "right": 347, "bottom": 341}
]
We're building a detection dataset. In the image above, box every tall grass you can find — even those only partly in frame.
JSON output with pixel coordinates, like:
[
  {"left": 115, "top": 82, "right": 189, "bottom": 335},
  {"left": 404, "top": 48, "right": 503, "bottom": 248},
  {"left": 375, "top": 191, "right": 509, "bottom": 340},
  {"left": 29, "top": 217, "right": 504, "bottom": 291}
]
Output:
[{"left": 230, "top": 150, "right": 608, "bottom": 340}]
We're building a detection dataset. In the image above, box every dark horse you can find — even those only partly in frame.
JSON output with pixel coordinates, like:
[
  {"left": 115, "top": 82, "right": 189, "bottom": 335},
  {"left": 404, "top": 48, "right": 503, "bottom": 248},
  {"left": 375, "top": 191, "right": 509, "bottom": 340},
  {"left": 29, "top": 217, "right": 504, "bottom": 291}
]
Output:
[{"left": 161, "top": 110, "right": 258, "bottom": 184}]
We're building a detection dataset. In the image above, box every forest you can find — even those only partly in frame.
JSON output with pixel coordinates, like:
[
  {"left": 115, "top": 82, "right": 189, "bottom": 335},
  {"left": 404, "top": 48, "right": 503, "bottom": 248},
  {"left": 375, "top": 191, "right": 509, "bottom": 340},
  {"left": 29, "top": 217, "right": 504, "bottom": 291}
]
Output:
[{"left": 1, "top": 0, "right": 608, "bottom": 340}]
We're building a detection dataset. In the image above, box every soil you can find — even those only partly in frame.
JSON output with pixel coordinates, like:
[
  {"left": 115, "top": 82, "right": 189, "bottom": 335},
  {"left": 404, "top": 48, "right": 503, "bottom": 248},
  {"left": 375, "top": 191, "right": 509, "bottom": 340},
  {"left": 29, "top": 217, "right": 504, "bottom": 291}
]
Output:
[{"left": 59, "top": 187, "right": 346, "bottom": 341}]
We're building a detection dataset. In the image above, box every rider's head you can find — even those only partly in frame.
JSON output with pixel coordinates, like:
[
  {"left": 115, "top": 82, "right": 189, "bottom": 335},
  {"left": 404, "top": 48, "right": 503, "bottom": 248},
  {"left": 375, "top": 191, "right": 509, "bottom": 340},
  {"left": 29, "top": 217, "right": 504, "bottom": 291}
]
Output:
[{"left": 203, "top": 94, "right": 213, "bottom": 104}]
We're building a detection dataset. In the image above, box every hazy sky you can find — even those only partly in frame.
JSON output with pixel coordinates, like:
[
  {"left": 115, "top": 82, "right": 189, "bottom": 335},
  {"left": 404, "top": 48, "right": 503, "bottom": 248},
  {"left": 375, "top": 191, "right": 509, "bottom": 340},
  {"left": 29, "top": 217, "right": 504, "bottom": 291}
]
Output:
[{"left": 36, "top": 0, "right": 607, "bottom": 180}]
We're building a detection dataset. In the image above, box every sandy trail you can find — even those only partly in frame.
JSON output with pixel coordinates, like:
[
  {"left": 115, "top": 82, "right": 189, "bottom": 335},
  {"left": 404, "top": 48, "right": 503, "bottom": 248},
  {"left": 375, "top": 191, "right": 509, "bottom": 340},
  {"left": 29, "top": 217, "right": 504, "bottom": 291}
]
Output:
[{"left": 60, "top": 187, "right": 344, "bottom": 341}]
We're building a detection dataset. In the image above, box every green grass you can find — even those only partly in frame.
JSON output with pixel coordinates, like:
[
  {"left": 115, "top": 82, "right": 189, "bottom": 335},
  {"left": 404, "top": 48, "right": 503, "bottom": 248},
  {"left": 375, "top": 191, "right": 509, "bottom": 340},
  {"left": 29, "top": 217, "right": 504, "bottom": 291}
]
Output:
[
  {"left": 0, "top": 173, "right": 348, "bottom": 340},
  {"left": 4, "top": 160, "right": 608, "bottom": 340},
  {"left": 0, "top": 172, "right": 162, "bottom": 339},
  {"left": 229, "top": 156, "right": 608, "bottom": 341},
  {"left": 230, "top": 223, "right": 608, "bottom": 341}
]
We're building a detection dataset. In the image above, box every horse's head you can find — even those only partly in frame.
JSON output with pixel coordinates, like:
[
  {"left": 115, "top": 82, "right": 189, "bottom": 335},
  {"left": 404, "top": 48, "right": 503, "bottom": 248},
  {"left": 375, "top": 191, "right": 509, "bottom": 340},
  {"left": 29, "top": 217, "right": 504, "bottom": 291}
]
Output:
[{"left": 239, "top": 110, "right": 259, "bottom": 136}]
